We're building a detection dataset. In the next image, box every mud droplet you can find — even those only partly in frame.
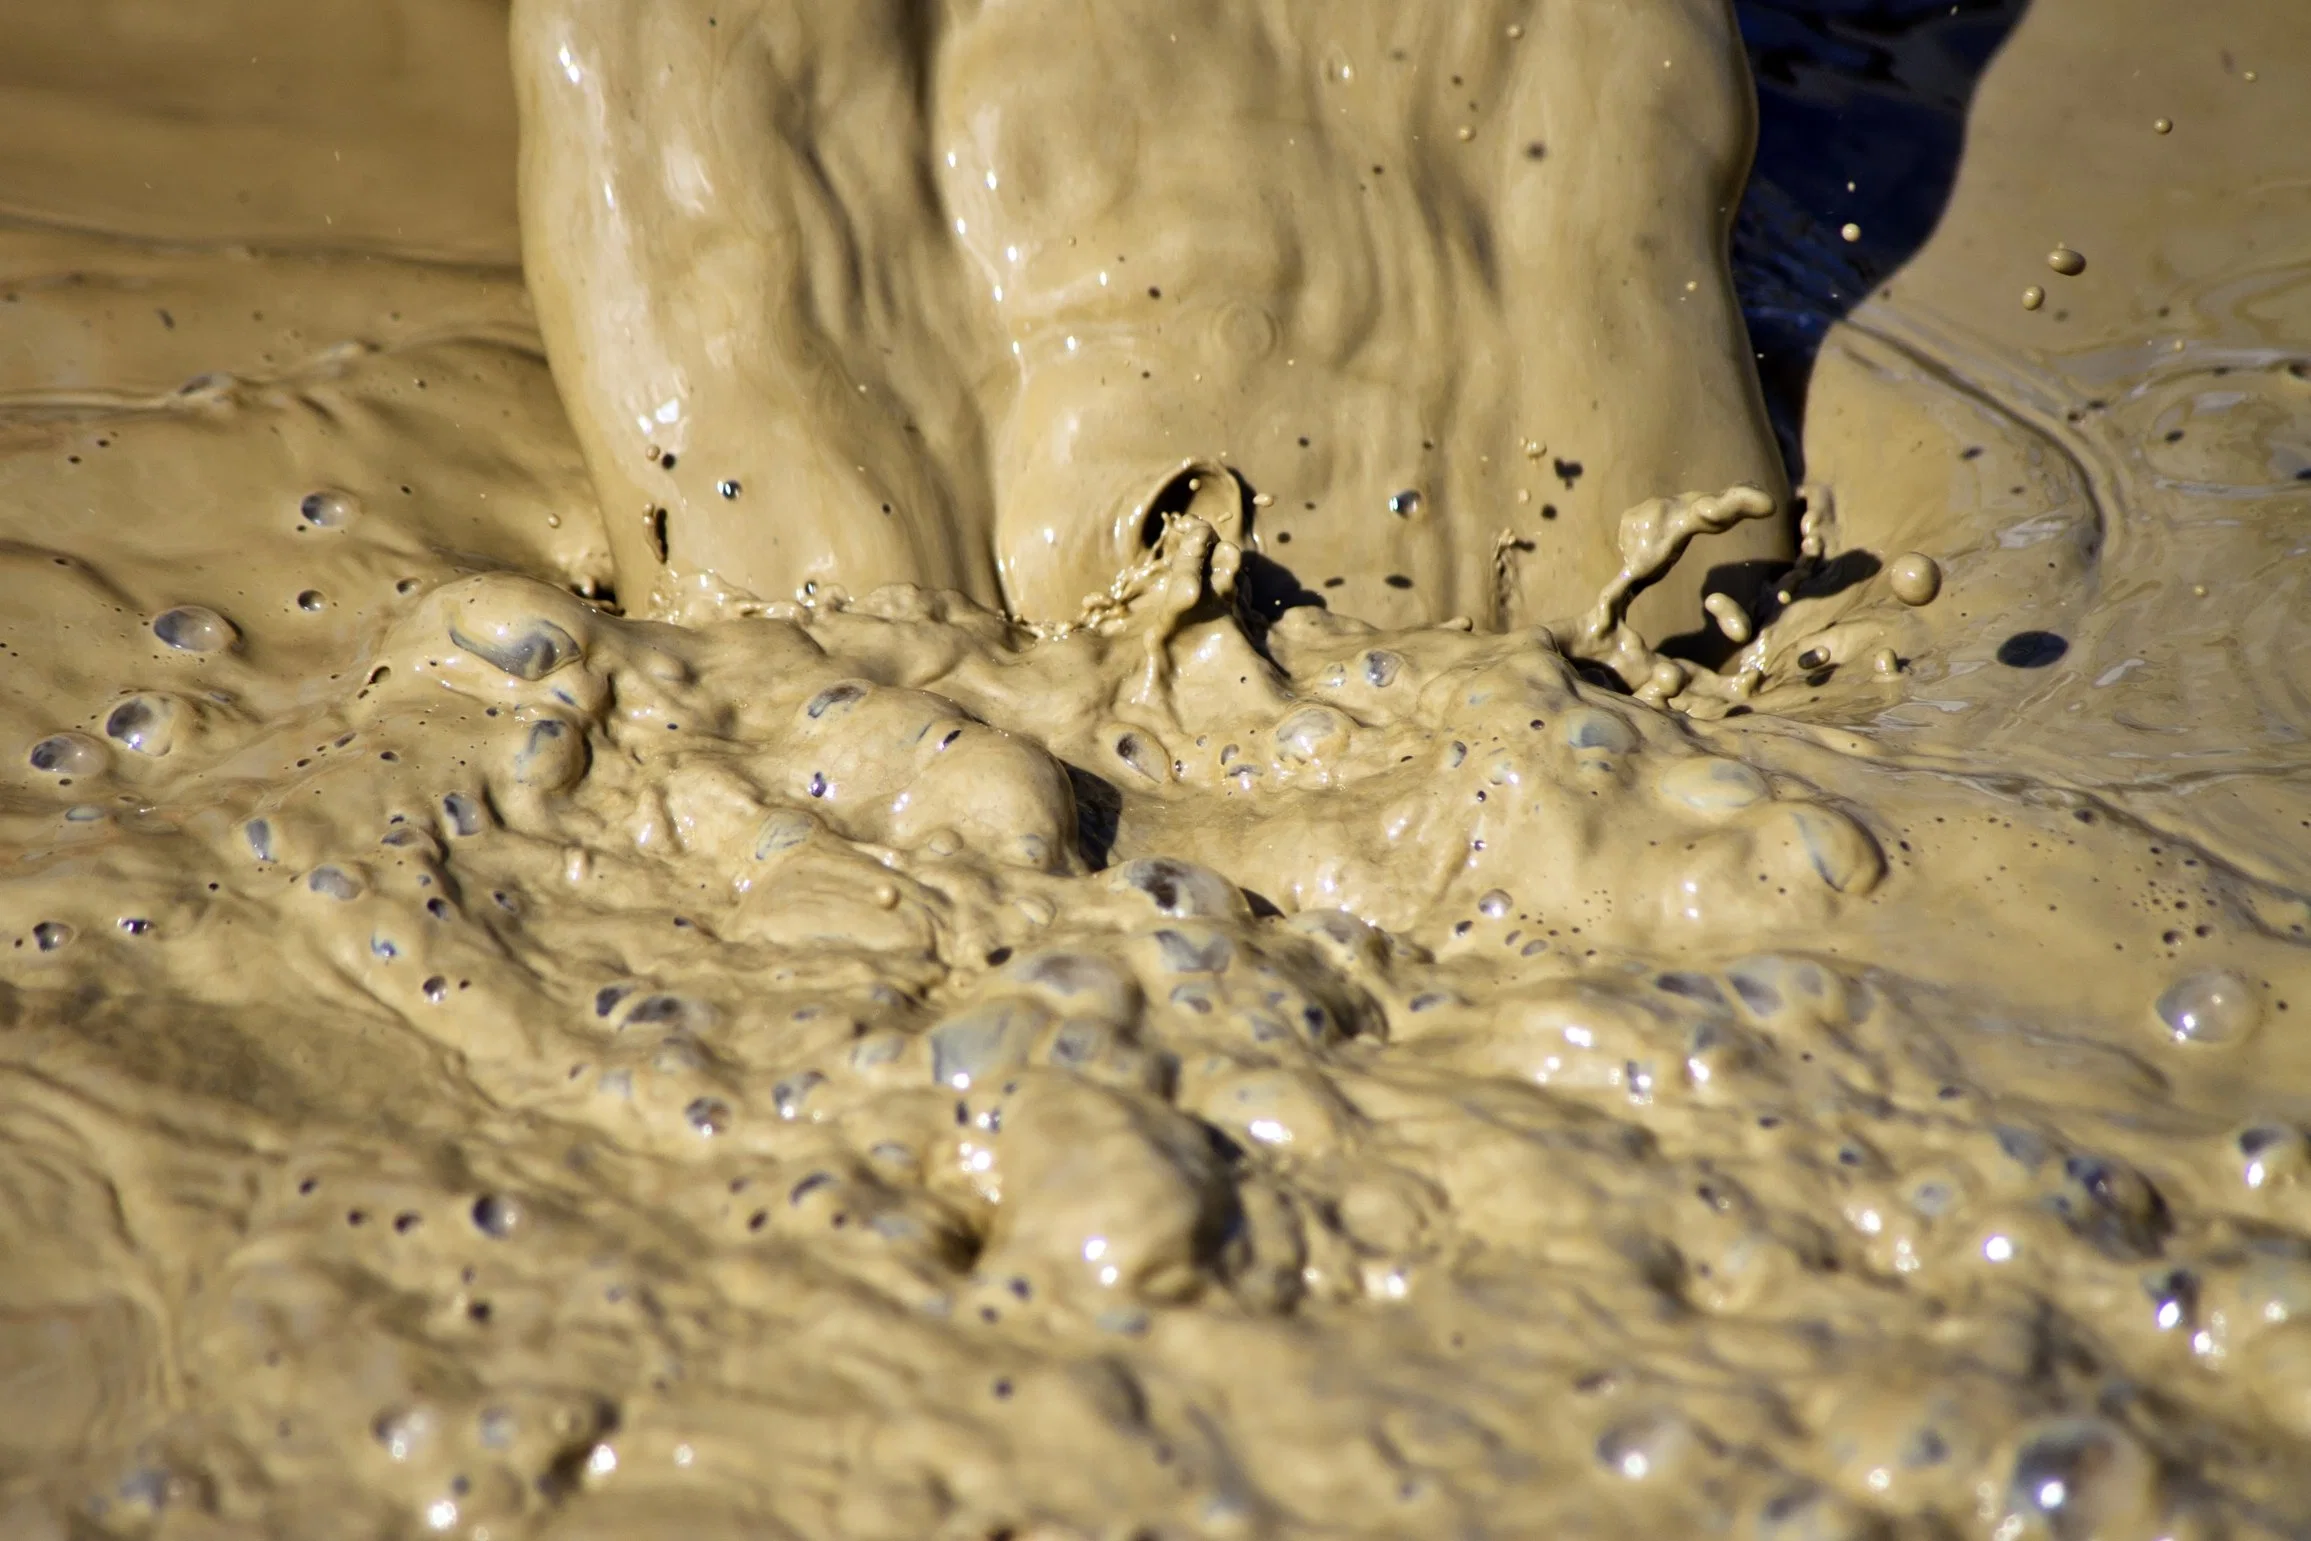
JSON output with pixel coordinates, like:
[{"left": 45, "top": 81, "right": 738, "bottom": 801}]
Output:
[
  {"left": 2046, "top": 246, "right": 2087, "bottom": 277},
  {"left": 1887, "top": 552, "right": 1941, "bottom": 605},
  {"left": 1701, "top": 592, "right": 1752, "bottom": 643}
]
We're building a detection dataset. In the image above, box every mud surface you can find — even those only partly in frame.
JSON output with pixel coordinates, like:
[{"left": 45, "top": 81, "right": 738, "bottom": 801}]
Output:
[{"left": 0, "top": 2, "right": 2308, "bottom": 1538}]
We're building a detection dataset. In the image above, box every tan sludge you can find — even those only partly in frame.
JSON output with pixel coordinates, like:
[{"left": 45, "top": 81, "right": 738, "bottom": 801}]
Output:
[
  {"left": 510, "top": 0, "right": 1790, "bottom": 632},
  {"left": 4, "top": 0, "right": 2311, "bottom": 1538}
]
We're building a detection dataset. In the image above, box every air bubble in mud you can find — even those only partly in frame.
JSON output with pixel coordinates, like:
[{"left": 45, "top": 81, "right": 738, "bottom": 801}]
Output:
[
  {"left": 373, "top": 1406, "right": 434, "bottom": 1462},
  {"left": 299, "top": 489, "right": 360, "bottom": 529},
  {"left": 27, "top": 733, "right": 104, "bottom": 776},
  {"left": 471, "top": 1194, "right": 519, "bottom": 1237},
  {"left": 2003, "top": 1420, "right": 2158, "bottom": 1538},
  {"left": 2155, "top": 969, "right": 2259, "bottom": 1045},
  {"left": 1014, "top": 951, "right": 1142, "bottom": 1022},
  {"left": 306, "top": 866, "right": 364, "bottom": 901},
  {"left": 441, "top": 792, "right": 485, "bottom": 837},
  {"left": 151, "top": 606, "right": 236, "bottom": 653},
  {"left": 2143, "top": 1267, "right": 2198, "bottom": 1331},
  {"left": 623, "top": 994, "right": 703, "bottom": 1029},
  {"left": 754, "top": 808, "right": 815, "bottom": 858},
  {"left": 1754, "top": 1486, "right": 1874, "bottom": 1541},
  {"left": 103, "top": 695, "right": 178, "bottom": 756},
  {"left": 1778, "top": 805, "right": 1884, "bottom": 896},
  {"left": 1276, "top": 706, "right": 1351, "bottom": 765},
  {"left": 296, "top": 590, "right": 327, "bottom": 612},
  {"left": 773, "top": 1072, "right": 823, "bottom": 1121},
  {"left": 1113, "top": 857, "right": 1242, "bottom": 918},
  {"left": 1657, "top": 757, "right": 1769, "bottom": 816},
  {"left": 31, "top": 921, "right": 73, "bottom": 952},
  {"left": 929, "top": 1001, "right": 1039, "bottom": 1089},
  {"left": 513, "top": 718, "right": 587, "bottom": 789},
  {"left": 804, "top": 682, "right": 865, "bottom": 719},
  {"left": 448, "top": 618, "right": 581, "bottom": 681},
  {"left": 2237, "top": 1125, "right": 2308, "bottom": 1190},
  {"left": 1594, "top": 1412, "right": 1699, "bottom": 1481},
  {"left": 1562, "top": 708, "right": 1637, "bottom": 754}
]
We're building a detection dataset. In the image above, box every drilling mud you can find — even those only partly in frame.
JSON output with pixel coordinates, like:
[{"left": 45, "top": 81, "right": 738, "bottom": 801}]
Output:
[{"left": 1, "top": 2, "right": 2309, "bottom": 1538}]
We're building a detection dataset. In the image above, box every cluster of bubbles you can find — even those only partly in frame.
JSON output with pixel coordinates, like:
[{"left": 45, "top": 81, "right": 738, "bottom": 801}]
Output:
[{"left": 5, "top": 562, "right": 2305, "bottom": 1540}]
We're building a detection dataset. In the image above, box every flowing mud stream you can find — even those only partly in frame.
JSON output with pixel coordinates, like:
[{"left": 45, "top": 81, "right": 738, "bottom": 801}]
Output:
[{"left": 1, "top": 2, "right": 2309, "bottom": 1537}]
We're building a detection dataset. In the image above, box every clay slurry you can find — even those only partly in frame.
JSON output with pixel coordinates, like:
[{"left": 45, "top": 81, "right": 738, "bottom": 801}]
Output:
[{"left": 0, "top": 0, "right": 2304, "bottom": 1537}]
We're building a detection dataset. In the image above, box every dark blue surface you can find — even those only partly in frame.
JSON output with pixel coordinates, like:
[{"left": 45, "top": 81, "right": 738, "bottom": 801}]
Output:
[{"left": 1732, "top": 0, "right": 2030, "bottom": 477}]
